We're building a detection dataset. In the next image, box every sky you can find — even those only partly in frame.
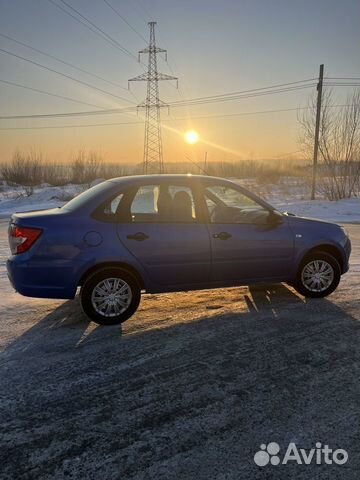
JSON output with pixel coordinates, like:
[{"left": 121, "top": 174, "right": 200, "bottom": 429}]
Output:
[{"left": 0, "top": 0, "right": 359, "bottom": 165}]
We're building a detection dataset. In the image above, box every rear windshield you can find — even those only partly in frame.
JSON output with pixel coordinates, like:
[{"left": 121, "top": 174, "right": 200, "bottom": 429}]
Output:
[{"left": 61, "top": 181, "right": 112, "bottom": 212}]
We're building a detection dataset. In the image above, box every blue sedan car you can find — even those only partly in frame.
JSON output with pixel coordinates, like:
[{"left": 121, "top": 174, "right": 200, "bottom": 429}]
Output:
[{"left": 7, "top": 175, "right": 351, "bottom": 325}]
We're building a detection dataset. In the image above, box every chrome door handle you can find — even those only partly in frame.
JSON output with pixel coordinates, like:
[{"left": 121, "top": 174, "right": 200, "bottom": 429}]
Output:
[
  {"left": 126, "top": 232, "right": 149, "bottom": 241},
  {"left": 213, "top": 232, "right": 232, "bottom": 240}
]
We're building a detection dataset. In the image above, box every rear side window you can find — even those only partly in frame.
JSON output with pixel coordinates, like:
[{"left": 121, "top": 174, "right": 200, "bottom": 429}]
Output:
[
  {"left": 104, "top": 194, "right": 124, "bottom": 215},
  {"left": 130, "top": 184, "right": 197, "bottom": 223},
  {"left": 91, "top": 192, "right": 127, "bottom": 222},
  {"left": 62, "top": 182, "right": 112, "bottom": 212}
]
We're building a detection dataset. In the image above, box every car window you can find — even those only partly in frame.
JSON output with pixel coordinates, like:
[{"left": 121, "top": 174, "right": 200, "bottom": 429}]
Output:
[
  {"left": 205, "top": 185, "right": 269, "bottom": 224},
  {"left": 104, "top": 193, "right": 124, "bottom": 215},
  {"left": 62, "top": 181, "right": 112, "bottom": 211},
  {"left": 130, "top": 184, "right": 197, "bottom": 223},
  {"left": 131, "top": 186, "right": 158, "bottom": 215}
]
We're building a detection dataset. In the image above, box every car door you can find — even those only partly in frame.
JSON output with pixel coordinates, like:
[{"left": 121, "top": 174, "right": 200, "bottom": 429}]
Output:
[
  {"left": 203, "top": 183, "right": 294, "bottom": 283},
  {"left": 116, "top": 182, "right": 211, "bottom": 288}
]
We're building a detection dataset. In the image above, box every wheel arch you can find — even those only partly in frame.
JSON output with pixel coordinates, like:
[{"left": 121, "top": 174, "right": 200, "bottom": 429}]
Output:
[
  {"left": 300, "top": 243, "right": 344, "bottom": 272},
  {"left": 78, "top": 262, "right": 145, "bottom": 290}
]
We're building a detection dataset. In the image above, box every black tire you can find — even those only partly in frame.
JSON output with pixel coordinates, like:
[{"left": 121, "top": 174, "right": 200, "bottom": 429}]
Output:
[
  {"left": 293, "top": 251, "right": 341, "bottom": 298},
  {"left": 80, "top": 267, "right": 141, "bottom": 325}
]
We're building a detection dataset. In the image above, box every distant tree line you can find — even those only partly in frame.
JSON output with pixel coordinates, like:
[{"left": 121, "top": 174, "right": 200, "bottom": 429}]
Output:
[{"left": 0, "top": 150, "right": 308, "bottom": 187}]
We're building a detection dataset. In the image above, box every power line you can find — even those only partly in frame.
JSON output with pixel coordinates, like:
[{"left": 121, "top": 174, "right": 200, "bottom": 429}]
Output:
[
  {"left": 173, "top": 106, "right": 308, "bottom": 119},
  {"left": 0, "top": 103, "right": 354, "bottom": 124},
  {"left": 0, "top": 78, "right": 108, "bottom": 109},
  {"left": 1, "top": 74, "right": 355, "bottom": 121},
  {"left": 132, "top": 0, "right": 151, "bottom": 22},
  {"left": 12, "top": 80, "right": 315, "bottom": 120},
  {"left": 324, "top": 82, "right": 360, "bottom": 87},
  {"left": 326, "top": 77, "right": 360, "bottom": 81},
  {"left": 170, "top": 79, "right": 317, "bottom": 107},
  {"left": 53, "top": 0, "right": 142, "bottom": 66},
  {"left": 171, "top": 78, "right": 317, "bottom": 102},
  {"left": 46, "top": 0, "right": 125, "bottom": 53},
  {"left": 172, "top": 103, "right": 354, "bottom": 119},
  {"left": 0, "top": 120, "right": 142, "bottom": 130},
  {"left": 0, "top": 33, "right": 129, "bottom": 91},
  {"left": 102, "top": 0, "right": 147, "bottom": 42},
  {"left": 0, "top": 47, "right": 135, "bottom": 105},
  {"left": 0, "top": 106, "right": 136, "bottom": 120},
  {"left": 171, "top": 85, "right": 317, "bottom": 108}
]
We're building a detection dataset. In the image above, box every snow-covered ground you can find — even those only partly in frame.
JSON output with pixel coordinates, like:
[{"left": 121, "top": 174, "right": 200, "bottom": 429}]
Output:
[
  {"left": 0, "top": 177, "right": 359, "bottom": 223},
  {"left": 0, "top": 182, "right": 85, "bottom": 218},
  {"left": 273, "top": 198, "right": 360, "bottom": 223}
]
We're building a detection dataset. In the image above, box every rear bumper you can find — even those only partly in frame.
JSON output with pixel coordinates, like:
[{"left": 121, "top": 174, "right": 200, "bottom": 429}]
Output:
[{"left": 7, "top": 257, "right": 78, "bottom": 299}]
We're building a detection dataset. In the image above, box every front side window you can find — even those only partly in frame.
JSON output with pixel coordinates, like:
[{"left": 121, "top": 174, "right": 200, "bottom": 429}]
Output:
[
  {"left": 205, "top": 185, "right": 269, "bottom": 224},
  {"left": 130, "top": 184, "right": 197, "bottom": 223}
]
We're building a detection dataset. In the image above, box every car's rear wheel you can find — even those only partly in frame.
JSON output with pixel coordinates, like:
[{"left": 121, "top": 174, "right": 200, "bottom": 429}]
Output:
[
  {"left": 80, "top": 267, "right": 141, "bottom": 325},
  {"left": 294, "top": 251, "right": 341, "bottom": 298}
]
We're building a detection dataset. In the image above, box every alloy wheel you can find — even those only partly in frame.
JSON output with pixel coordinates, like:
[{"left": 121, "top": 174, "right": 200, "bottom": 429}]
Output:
[
  {"left": 91, "top": 277, "right": 132, "bottom": 317},
  {"left": 301, "top": 260, "right": 334, "bottom": 293}
]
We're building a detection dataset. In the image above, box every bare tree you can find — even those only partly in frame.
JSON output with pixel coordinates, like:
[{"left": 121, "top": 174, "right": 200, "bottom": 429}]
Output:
[
  {"left": 299, "top": 88, "right": 360, "bottom": 199},
  {"left": 70, "top": 150, "right": 105, "bottom": 185},
  {"left": 1, "top": 150, "right": 43, "bottom": 186},
  {"left": 85, "top": 151, "right": 102, "bottom": 184},
  {"left": 70, "top": 150, "right": 86, "bottom": 184}
]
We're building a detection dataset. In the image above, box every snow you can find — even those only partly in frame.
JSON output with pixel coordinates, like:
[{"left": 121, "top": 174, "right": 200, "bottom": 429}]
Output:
[
  {"left": 273, "top": 198, "right": 360, "bottom": 223},
  {"left": 0, "top": 182, "right": 85, "bottom": 218},
  {"left": 0, "top": 178, "right": 358, "bottom": 223}
]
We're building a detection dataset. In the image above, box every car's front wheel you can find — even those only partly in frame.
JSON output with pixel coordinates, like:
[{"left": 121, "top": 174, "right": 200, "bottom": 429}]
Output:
[
  {"left": 80, "top": 267, "right": 141, "bottom": 325},
  {"left": 294, "top": 251, "right": 341, "bottom": 298}
]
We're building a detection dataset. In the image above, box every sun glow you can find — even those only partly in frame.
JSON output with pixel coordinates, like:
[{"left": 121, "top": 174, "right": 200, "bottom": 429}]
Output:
[{"left": 184, "top": 129, "right": 199, "bottom": 144}]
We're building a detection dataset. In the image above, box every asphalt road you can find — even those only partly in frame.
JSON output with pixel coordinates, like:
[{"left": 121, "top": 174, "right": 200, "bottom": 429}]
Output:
[{"left": 0, "top": 221, "right": 359, "bottom": 479}]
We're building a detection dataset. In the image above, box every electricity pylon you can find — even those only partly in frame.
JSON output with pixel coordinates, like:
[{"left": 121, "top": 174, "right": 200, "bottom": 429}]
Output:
[{"left": 129, "top": 21, "right": 178, "bottom": 174}]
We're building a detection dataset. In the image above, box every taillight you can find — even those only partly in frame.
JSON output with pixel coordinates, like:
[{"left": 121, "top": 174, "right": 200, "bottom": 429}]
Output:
[{"left": 9, "top": 224, "right": 42, "bottom": 254}]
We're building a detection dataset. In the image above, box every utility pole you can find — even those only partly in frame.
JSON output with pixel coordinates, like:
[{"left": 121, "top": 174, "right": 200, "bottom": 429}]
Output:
[
  {"left": 129, "top": 22, "right": 178, "bottom": 174},
  {"left": 311, "top": 64, "right": 324, "bottom": 200}
]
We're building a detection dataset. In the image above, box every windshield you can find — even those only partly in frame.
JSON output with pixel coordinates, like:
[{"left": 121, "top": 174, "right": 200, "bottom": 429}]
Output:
[{"left": 61, "top": 181, "right": 112, "bottom": 212}]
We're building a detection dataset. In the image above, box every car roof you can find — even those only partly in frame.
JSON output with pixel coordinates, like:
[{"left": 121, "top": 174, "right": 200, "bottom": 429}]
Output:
[{"left": 107, "top": 174, "right": 233, "bottom": 185}]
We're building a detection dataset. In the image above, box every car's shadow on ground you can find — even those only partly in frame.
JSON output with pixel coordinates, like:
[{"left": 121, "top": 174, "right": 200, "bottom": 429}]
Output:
[
  {"left": 2, "top": 283, "right": 304, "bottom": 357},
  {"left": 1, "top": 283, "right": 360, "bottom": 479}
]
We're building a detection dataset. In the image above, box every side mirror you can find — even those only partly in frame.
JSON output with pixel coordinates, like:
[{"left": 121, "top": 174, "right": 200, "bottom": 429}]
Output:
[{"left": 267, "top": 211, "right": 284, "bottom": 226}]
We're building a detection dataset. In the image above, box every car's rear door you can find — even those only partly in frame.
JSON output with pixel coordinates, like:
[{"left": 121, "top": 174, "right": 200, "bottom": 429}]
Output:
[
  {"left": 202, "top": 182, "right": 294, "bottom": 283},
  {"left": 116, "top": 180, "right": 211, "bottom": 288}
]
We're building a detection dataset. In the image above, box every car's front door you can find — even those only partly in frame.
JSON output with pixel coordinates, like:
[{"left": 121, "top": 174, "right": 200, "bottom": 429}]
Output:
[
  {"left": 203, "top": 183, "right": 294, "bottom": 283},
  {"left": 117, "top": 182, "right": 211, "bottom": 288}
]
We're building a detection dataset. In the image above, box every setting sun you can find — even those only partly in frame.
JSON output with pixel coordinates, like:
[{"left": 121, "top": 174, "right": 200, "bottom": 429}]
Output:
[{"left": 184, "top": 130, "right": 199, "bottom": 145}]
